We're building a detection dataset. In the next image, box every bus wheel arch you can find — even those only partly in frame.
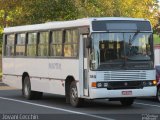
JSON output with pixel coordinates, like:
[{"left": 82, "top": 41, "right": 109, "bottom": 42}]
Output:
[
  {"left": 65, "top": 76, "right": 83, "bottom": 107},
  {"left": 22, "top": 72, "right": 43, "bottom": 100}
]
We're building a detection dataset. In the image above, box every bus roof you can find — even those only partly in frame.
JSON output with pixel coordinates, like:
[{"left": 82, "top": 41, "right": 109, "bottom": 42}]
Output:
[{"left": 4, "top": 17, "right": 149, "bottom": 34}]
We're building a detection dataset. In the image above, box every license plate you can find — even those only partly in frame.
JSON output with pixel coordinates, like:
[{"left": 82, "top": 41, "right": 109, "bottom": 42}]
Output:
[{"left": 122, "top": 91, "right": 132, "bottom": 95}]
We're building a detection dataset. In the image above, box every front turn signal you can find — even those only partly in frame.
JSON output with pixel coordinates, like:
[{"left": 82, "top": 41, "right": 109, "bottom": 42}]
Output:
[
  {"left": 152, "top": 80, "right": 157, "bottom": 85},
  {"left": 92, "top": 82, "right": 97, "bottom": 87}
]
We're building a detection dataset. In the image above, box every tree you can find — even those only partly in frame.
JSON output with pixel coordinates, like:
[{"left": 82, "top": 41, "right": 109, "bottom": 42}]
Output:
[
  {"left": 0, "top": 0, "right": 21, "bottom": 27},
  {"left": 0, "top": 0, "right": 159, "bottom": 28},
  {"left": 16, "top": 0, "right": 77, "bottom": 25}
]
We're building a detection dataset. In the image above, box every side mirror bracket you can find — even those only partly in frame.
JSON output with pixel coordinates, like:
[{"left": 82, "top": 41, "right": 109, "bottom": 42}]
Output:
[{"left": 86, "top": 36, "right": 91, "bottom": 49}]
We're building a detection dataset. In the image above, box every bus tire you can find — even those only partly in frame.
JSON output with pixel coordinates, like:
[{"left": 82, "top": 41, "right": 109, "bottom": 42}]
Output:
[
  {"left": 157, "top": 87, "right": 160, "bottom": 102},
  {"left": 22, "top": 76, "right": 43, "bottom": 100},
  {"left": 120, "top": 98, "right": 134, "bottom": 106},
  {"left": 70, "top": 81, "right": 83, "bottom": 107}
]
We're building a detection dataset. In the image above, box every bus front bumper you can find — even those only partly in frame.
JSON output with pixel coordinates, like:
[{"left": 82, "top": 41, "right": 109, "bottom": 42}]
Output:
[{"left": 89, "top": 86, "right": 157, "bottom": 99}]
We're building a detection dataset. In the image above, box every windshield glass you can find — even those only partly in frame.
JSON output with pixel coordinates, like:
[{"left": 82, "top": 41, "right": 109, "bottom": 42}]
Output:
[
  {"left": 124, "top": 33, "right": 151, "bottom": 61},
  {"left": 91, "top": 32, "right": 153, "bottom": 70}
]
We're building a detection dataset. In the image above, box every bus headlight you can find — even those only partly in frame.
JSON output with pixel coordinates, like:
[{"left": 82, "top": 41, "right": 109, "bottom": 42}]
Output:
[
  {"left": 96, "top": 82, "right": 108, "bottom": 88},
  {"left": 142, "top": 80, "right": 157, "bottom": 87},
  {"left": 97, "top": 83, "right": 102, "bottom": 88},
  {"left": 104, "top": 83, "right": 108, "bottom": 87},
  {"left": 148, "top": 81, "right": 152, "bottom": 86},
  {"left": 143, "top": 81, "right": 147, "bottom": 86}
]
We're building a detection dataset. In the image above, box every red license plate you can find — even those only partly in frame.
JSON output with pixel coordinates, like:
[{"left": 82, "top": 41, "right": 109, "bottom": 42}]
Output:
[{"left": 122, "top": 91, "right": 132, "bottom": 95}]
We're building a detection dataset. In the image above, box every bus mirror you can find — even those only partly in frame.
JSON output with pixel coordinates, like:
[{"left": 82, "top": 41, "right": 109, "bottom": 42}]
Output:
[{"left": 86, "top": 37, "right": 91, "bottom": 48}]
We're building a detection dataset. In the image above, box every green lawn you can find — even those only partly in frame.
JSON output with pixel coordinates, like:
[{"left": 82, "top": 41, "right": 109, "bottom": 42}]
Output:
[{"left": 153, "top": 34, "right": 160, "bottom": 45}]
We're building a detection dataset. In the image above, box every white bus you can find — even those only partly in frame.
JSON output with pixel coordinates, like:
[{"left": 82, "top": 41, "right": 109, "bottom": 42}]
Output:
[{"left": 2, "top": 17, "right": 157, "bottom": 107}]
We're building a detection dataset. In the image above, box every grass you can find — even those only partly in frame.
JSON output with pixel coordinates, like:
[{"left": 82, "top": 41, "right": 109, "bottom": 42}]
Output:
[{"left": 153, "top": 34, "right": 160, "bottom": 45}]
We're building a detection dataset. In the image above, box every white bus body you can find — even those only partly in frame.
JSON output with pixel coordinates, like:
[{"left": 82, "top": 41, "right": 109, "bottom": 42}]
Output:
[{"left": 2, "top": 17, "right": 157, "bottom": 107}]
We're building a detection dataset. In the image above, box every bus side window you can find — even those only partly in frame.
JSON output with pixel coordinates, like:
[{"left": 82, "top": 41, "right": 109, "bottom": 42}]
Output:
[
  {"left": 38, "top": 32, "right": 49, "bottom": 56},
  {"left": 50, "top": 30, "right": 63, "bottom": 57},
  {"left": 27, "top": 33, "right": 37, "bottom": 56},
  {"left": 5, "top": 34, "right": 15, "bottom": 56},
  {"left": 16, "top": 33, "right": 26, "bottom": 56},
  {"left": 64, "top": 29, "right": 78, "bottom": 57}
]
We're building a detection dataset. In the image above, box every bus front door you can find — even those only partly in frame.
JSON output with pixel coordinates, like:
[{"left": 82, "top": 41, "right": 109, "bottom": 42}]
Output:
[{"left": 79, "top": 34, "right": 89, "bottom": 97}]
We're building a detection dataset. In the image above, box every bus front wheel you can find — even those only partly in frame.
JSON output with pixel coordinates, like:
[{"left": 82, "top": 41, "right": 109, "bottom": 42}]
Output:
[
  {"left": 120, "top": 98, "right": 134, "bottom": 106},
  {"left": 69, "top": 81, "right": 83, "bottom": 107},
  {"left": 22, "top": 76, "right": 43, "bottom": 100}
]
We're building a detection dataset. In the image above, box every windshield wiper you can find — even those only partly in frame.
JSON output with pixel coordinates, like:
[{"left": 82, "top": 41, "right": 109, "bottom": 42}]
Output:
[{"left": 129, "top": 31, "right": 139, "bottom": 44}]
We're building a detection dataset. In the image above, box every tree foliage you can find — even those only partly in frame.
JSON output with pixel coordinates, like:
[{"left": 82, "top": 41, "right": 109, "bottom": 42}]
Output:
[
  {"left": 0, "top": 0, "right": 158, "bottom": 56},
  {"left": 0, "top": 0, "right": 21, "bottom": 27},
  {"left": 0, "top": 0, "right": 159, "bottom": 29},
  {"left": 74, "top": 0, "right": 158, "bottom": 27},
  {"left": 17, "top": 0, "right": 78, "bottom": 24}
]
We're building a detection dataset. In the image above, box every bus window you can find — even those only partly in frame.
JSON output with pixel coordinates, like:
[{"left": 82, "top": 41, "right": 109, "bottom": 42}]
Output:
[
  {"left": 27, "top": 33, "right": 37, "bottom": 56},
  {"left": 50, "top": 31, "right": 62, "bottom": 57},
  {"left": 38, "top": 32, "right": 49, "bottom": 56},
  {"left": 64, "top": 29, "right": 78, "bottom": 57},
  {"left": 16, "top": 33, "right": 25, "bottom": 56},
  {"left": 72, "top": 30, "right": 79, "bottom": 57},
  {"left": 5, "top": 34, "right": 15, "bottom": 56}
]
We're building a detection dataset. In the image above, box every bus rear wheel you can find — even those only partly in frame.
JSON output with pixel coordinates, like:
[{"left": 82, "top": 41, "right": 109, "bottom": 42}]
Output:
[
  {"left": 120, "top": 98, "right": 134, "bottom": 106},
  {"left": 69, "top": 81, "right": 83, "bottom": 107},
  {"left": 22, "top": 76, "right": 43, "bottom": 100}
]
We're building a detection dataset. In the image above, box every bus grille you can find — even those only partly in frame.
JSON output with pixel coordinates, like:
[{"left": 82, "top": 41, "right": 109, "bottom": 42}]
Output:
[
  {"left": 107, "top": 81, "right": 143, "bottom": 90},
  {"left": 96, "top": 70, "right": 154, "bottom": 81}
]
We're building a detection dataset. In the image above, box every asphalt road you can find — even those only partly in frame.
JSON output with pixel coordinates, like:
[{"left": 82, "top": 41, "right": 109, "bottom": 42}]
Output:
[{"left": 0, "top": 83, "right": 160, "bottom": 120}]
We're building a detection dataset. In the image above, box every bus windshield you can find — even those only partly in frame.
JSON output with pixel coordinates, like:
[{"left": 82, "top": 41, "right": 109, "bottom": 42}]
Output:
[{"left": 91, "top": 32, "right": 153, "bottom": 70}]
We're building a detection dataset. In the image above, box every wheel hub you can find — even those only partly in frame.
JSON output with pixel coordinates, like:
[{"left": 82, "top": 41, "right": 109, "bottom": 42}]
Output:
[
  {"left": 24, "top": 83, "right": 29, "bottom": 96},
  {"left": 71, "top": 87, "right": 78, "bottom": 102}
]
